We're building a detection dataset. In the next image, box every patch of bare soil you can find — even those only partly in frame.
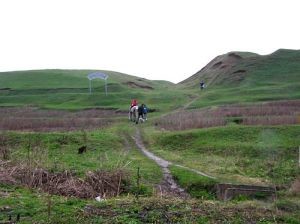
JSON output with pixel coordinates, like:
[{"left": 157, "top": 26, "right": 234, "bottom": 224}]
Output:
[
  {"left": 228, "top": 52, "right": 243, "bottom": 60},
  {"left": 232, "top": 69, "right": 246, "bottom": 74},
  {"left": 228, "top": 69, "right": 247, "bottom": 82},
  {"left": 0, "top": 107, "right": 126, "bottom": 131},
  {"left": 0, "top": 160, "right": 129, "bottom": 199},
  {"left": 212, "top": 61, "right": 223, "bottom": 69},
  {"left": 124, "top": 81, "right": 153, "bottom": 90},
  {"left": 132, "top": 129, "right": 188, "bottom": 198},
  {"left": 212, "top": 53, "right": 242, "bottom": 71}
]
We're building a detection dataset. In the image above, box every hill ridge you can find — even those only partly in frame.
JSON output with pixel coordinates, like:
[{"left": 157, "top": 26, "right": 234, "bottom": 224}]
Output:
[{"left": 180, "top": 48, "right": 300, "bottom": 88}]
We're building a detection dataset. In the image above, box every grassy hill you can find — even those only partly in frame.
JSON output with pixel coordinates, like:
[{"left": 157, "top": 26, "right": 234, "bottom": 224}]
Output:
[
  {"left": 179, "top": 49, "right": 300, "bottom": 108},
  {"left": 0, "top": 52, "right": 300, "bottom": 223},
  {"left": 0, "top": 69, "right": 189, "bottom": 111},
  {"left": 1, "top": 49, "right": 299, "bottom": 110}
]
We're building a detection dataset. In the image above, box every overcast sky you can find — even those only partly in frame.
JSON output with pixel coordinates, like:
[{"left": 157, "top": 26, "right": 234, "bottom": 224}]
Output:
[{"left": 0, "top": 0, "right": 299, "bottom": 83}]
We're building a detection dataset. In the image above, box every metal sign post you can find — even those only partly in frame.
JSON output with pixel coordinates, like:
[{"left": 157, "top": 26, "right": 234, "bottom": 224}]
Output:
[
  {"left": 105, "top": 78, "right": 107, "bottom": 96},
  {"left": 89, "top": 79, "right": 92, "bottom": 94},
  {"left": 87, "top": 72, "right": 109, "bottom": 95}
]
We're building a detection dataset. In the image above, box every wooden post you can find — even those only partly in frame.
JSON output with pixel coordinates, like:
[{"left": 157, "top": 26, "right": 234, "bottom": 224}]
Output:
[{"left": 136, "top": 167, "right": 140, "bottom": 199}]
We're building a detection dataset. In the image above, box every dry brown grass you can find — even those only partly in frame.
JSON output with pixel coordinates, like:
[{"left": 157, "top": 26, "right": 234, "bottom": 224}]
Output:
[
  {"left": 158, "top": 100, "right": 300, "bottom": 130},
  {"left": 243, "top": 116, "right": 297, "bottom": 125},
  {"left": 0, "top": 160, "right": 129, "bottom": 198},
  {"left": 159, "top": 113, "right": 226, "bottom": 130},
  {"left": 0, "top": 107, "right": 126, "bottom": 131},
  {"left": 290, "top": 178, "right": 300, "bottom": 195}
]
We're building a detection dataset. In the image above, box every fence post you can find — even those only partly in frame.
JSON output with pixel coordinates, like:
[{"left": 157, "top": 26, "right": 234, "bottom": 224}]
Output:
[{"left": 136, "top": 167, "right": 141, "bottom": 199}]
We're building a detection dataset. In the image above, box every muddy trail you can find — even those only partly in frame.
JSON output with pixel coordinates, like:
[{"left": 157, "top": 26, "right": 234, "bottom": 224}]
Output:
[
  {"left": 133, "top": 128, "right": 215, "bottom": 198},
  {"left": 132, "top": 128, "right": 188, "bottom": 198}
]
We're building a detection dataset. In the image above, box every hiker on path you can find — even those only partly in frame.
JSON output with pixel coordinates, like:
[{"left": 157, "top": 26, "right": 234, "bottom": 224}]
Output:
[
  {"left": 200, "top": 80, "right": 205, "bottom": 90},
  {"left": 143, "top": 104, "right": 148, "bottom": 120},
  {"left": 137, "top": 104, "right": 145, "bottom": 123}
]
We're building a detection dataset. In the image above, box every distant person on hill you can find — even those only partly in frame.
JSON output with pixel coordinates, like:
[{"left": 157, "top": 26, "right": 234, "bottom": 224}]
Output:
[{"left": 200, "top": 80, "right": 205, "bottom": 90}]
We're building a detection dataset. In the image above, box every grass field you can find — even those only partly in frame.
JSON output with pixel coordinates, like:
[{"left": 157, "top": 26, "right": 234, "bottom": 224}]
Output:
[{"left": 144, "top": 125, "right": 300, "bottom": 185}]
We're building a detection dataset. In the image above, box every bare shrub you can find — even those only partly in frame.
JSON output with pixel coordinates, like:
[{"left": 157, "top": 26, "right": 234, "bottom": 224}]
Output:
[
  {"left": 159, "top": 112, "right": 226, "bottom": 130},
  {"left": 0, "top": 107, "right": 120, "bottom": 119},
  {"left": 0, "top": 107, "right": 125, "bottom": 131},
  {"left": 0, "top": 117, "right": 113, "bottom": 131},
  {"left": 86, "top": 170, "right": 129, "bottom": 197},
  {"left": 243, "top": 116, "right": 297, "bottom": 125},
  {"left": 0, "top": 161, "right": 129, "bottom": 199},
  {"left": 158, "top": 100, "right": 300, "bottom": 130},
  {"left": 207, "top": 100, "right": 300, "bottom": 118}
]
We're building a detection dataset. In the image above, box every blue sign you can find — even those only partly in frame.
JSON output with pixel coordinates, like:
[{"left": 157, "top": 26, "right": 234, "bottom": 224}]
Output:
[
  {"left": 87, "top": 72, "right": 108, "bottom": 80},
  {"left": 87, "top": 72, "right": 109, "bottom": 95}
]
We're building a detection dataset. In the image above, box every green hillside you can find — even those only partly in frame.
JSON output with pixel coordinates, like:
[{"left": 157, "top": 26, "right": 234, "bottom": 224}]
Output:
[
  {"left": 180, "top": 49, "right": 300, "bottom": 108},
  {"left": 1, "top": 49, "right": 299, "bottom": 111},
  {"left": 0, "top": 69, "right": 188, "bottom": 111},
  {"left": 0, "top": 51, "right": 300, "bottom": 223}
]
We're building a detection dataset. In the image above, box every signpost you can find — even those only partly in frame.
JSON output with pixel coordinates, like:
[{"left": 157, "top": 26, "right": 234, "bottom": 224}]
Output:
[{"left": 87, "top": 72, "right": 109, "bottom": 96}]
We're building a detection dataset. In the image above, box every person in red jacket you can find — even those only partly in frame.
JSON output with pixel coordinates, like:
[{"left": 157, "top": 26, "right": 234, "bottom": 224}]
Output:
[
  {"left": 131, "top": 99, "right": 138, "bottom": 108},
  {"left": 129, "top": 99, "right": 138, "bottom": 122}
]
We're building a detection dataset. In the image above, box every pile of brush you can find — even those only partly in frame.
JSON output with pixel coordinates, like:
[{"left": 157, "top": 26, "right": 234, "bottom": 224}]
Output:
[{"left": 0, "top": 160, "right": 129, "bottom": 199}]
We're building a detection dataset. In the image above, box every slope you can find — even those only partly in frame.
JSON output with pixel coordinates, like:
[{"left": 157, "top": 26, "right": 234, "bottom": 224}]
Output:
[
  {"left": 0, "top": 69, "right": 187, "bottom": 111},
  {"left": 179, "top": 49, "right": 300, "bottom": 108}
]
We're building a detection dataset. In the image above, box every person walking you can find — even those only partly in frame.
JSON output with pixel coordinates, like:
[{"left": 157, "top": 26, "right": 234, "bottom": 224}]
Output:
[
  {"left": 142, "top": 104, "right": 148, "bottom": 120},
  {"left": 200, "top": 80, "right": 205, "bottom": 90},
  {"left": 137, "top": 104, "right": 145, "bottom": 123}
]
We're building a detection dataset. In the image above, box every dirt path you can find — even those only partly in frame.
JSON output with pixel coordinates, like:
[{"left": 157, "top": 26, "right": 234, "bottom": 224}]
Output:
[
  {"left": 133, "top": 128, "right": 189, "bottom": 198},
  {"left": 132, "top": 128, "right": 215, "bottom": 198},
  {"left": 182, "top": 94, "right": 200, "bottom": 110},
  {"left": 174, "top": 164, "right": 215, "bottom": 179}
]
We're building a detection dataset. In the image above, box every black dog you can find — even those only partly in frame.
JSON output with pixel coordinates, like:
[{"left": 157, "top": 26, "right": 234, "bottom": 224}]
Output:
[{"left": 78, "top": 145, "right": 87, "bottom": 154}]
